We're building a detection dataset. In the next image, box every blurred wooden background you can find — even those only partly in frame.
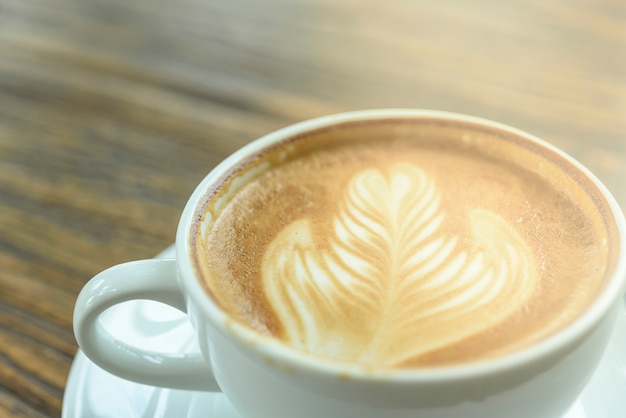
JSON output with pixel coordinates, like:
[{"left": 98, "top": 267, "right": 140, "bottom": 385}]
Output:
[{"left": 0, "top": 0, "right": 625, "bottom": 416}]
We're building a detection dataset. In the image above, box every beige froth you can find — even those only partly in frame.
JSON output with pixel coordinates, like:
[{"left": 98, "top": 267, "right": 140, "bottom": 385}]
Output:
[{"left": 193, "top": 120, "right": 611, "bottom": 368}]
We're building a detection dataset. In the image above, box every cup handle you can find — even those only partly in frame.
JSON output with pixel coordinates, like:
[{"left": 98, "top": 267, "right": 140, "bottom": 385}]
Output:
[{"left": 73, "top": 258, "right": 220, "bottom": 391}]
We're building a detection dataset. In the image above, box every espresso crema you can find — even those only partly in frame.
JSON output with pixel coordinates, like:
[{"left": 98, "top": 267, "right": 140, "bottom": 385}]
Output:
[{"left": 192, "top": 119, "right": 613, "bottom": 368}]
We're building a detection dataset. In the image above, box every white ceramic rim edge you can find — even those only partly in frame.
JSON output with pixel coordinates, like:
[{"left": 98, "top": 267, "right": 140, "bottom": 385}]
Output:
[{"left": 176, "top": 108, "right": 626, "bottom": 382}]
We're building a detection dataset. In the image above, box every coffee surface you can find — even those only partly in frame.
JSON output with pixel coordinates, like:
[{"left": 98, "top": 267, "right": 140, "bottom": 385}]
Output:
[{"left": 193, "top": 120, "right": 612, "bottom": 368}]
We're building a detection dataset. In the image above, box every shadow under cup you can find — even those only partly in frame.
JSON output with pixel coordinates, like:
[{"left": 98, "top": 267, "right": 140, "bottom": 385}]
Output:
[{"left": 181, "top": 110, "right": 625, "bottom": 418}]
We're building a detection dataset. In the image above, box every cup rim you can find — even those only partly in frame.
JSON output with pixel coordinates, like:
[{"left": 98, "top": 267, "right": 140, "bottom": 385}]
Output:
[{"left": 176, "top": 108, "right": 626, "bottom": 382}]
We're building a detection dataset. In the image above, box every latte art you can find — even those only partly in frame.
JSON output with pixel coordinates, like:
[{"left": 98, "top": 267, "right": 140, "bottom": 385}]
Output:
[
  {"left": 263, "top": 164, "right": 537, "bottom": 366},
  {"left": 195, "top": 119, "right": 611, "bottom": 368}
]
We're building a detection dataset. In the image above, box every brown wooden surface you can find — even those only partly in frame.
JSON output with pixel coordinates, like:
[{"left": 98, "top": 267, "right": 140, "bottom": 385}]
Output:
[{"left": 0, "top": 0, "right": 625, "bottom": 416}]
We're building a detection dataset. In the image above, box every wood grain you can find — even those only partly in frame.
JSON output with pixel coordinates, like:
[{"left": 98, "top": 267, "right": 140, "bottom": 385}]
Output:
[{"left": 0, "top": 0, "right": 625, "bottom": 416}]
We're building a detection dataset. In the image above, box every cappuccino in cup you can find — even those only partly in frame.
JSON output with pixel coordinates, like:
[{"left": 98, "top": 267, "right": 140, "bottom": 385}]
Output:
[
  {"left": 192, "top": 117, "right": 614, "bottom": 369},
  {"left": 75, "top": 110, "right": 625, "bottom": 418}
]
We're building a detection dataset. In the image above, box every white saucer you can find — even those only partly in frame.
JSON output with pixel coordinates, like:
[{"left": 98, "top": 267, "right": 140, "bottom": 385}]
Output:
[{"left": 63, "top": 245, "right": 626, "bottom": 418}]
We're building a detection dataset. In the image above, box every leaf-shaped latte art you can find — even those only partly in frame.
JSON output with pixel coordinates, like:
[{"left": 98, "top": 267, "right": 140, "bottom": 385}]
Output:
[{"left": 262, "top": 163, "right": 538, "bottom": 366}]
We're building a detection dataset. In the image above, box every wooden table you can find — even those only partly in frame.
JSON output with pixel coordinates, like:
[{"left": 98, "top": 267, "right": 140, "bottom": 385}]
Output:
[{"left": 0, "top": 0, "right": 624, "bottom": 416}]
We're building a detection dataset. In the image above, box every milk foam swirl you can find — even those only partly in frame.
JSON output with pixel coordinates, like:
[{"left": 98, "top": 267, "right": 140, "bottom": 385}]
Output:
[{"left": 262, "top": 163, "right": 538, "bottom": 366}]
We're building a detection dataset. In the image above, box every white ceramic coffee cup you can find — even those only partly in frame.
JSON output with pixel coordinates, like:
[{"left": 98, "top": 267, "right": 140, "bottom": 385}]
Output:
[{"left": 74, "top": 109, "right": 626, "bottom": 418}]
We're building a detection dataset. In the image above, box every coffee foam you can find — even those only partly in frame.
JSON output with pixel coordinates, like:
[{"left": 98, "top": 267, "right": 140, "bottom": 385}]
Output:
[{"left": 193, "top": 119, "right": 613, "bottom": 368}]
